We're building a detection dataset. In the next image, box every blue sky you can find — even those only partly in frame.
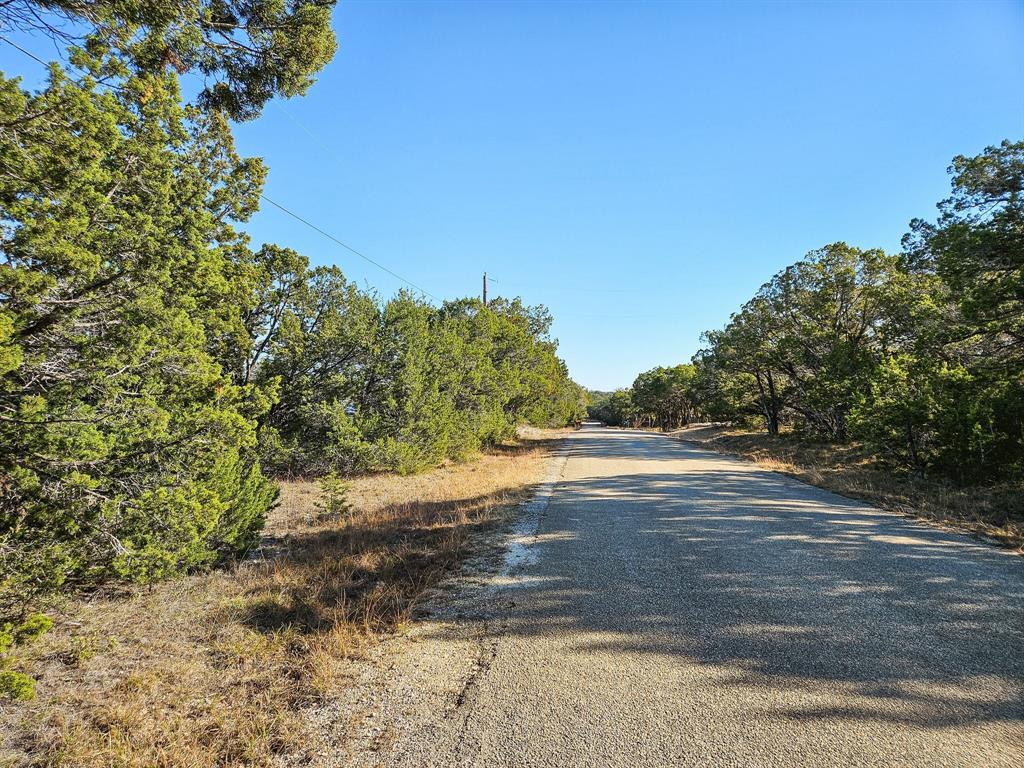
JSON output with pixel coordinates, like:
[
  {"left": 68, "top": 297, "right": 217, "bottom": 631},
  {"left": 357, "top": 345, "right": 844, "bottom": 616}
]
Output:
[{"left": 2, "top": 1, "right": 1022, "bottom": 389}]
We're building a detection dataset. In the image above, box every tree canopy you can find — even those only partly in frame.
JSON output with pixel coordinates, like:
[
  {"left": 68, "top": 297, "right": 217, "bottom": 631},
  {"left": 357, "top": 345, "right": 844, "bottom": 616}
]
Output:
[
  {"left": 596, "top": 141, "right": 1023, "bottom": 485},
  {"left": 1, "top": 0, "right": 337, "bottom": 120},
  {"left": 0, "top": 13, "right": 585, "bottom": 636}
]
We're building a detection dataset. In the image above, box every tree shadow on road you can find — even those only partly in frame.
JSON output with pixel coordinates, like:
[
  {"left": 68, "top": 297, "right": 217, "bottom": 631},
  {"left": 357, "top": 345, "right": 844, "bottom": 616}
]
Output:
[{"left": 424, "top": 429, "right": 1024, "bottom": 731}]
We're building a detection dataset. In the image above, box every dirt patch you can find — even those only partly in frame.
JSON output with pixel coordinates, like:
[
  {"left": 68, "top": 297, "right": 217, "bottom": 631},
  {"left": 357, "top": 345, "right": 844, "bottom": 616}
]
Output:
[
  {"left": 671, "top": 425, "right": 1023, "bottom": 552},
  {"left": 0, "top": 430, "right": 570, "bottom": 767}
]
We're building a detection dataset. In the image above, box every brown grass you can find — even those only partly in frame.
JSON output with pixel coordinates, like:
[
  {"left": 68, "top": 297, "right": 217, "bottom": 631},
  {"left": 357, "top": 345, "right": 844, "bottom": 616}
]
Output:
[
  {"left": 673, "top": 424, "right": 1024, "bottom": 552},
  {"left": 0, "top": 430, "right": 569, "bottom": 768}
]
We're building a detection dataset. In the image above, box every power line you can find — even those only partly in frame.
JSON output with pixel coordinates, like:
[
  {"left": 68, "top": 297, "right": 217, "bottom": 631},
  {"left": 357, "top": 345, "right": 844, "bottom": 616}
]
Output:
[
  {"left": 264, "top": 105, "right": 440, "bottom": 300},
  {"left": 1, "top": 36, "right": 441, "bottom": 304},
  {"left": 274, "top": 102, "right": 351, "bottom": 169},
  {"left": 1, "top": 33, "right": 126, "bottom": 92},
  {"left": 491, "top": 277, "right": 643, "bottom": 295},
  {"left": 238, "top": 98, "right": 453, "bottom": 306},
  {"left": 258, "top": 105, "right": 447, "bottom": 305},
  {"left": 0, "top": 34, "right": 49, "bottom": 67},
  {"left": 260, "top": 193, "right": 440, "bottom": 303}
]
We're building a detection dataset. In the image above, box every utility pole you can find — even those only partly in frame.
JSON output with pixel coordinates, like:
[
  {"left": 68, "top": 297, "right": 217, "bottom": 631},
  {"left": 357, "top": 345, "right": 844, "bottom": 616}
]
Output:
[{"left": 482, "top": 272, "right": 488, "bottom": 305}]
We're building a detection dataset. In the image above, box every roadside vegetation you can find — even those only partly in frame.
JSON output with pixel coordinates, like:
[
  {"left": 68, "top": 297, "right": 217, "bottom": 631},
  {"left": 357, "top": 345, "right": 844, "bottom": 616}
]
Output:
[
  {"left": 0, "top": 0, "right": 584, "bottom": 704},
  {"left": 590, "top": 140, "right": 1023, "bottom": 546},
  {"left": 0, "top": 429, "right": 565, "bottom": 766}
]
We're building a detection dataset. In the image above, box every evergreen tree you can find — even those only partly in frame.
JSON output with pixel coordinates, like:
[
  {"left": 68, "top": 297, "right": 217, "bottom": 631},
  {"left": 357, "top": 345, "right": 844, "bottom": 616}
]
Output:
[
  {"left": 687, "top": 141, "right": 1022, "bottom": 484},
  {"left": 0, "top": 0, "right": 337, "bottom": 120},
  {"left": 0, "top": 52, "right": 277, "bottom": 617}
]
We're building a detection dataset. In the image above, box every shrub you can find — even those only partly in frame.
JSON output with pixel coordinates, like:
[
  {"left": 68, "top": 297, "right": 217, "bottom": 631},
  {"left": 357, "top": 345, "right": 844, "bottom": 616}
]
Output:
[{"left": 0, "top": 613, "right": 53, "bottom": 701}]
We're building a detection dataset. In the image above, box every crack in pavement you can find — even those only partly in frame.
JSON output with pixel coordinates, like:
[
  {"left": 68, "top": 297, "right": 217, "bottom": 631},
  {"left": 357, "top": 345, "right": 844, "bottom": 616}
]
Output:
[
  {"left": 343, "top": 426, "right": 1023, "bottom": 767},
  {"left": 448, "top": 444, "right": 572, "bottom": 761}
]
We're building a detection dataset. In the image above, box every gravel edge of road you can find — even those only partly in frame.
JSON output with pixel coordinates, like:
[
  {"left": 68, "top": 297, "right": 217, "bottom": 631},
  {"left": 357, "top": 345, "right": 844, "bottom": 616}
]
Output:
[
  {"left": 323, "top": 428, "right": 1023, "bottom": 767},
  {"left": 320, "top": 436, "right": 574, "bottom": 767}
]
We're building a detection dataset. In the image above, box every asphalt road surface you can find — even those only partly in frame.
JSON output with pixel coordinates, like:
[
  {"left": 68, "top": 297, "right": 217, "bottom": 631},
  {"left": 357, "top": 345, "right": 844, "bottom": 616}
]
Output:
[{"left": 375, "top": 425, "right": 1024, "bottom": 767}]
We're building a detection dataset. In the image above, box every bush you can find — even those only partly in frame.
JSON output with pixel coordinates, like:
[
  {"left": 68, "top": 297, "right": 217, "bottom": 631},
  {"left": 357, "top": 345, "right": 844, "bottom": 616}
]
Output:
[
  {"left": 317, "top": 474, "right": 354, "bottom": 522},
  {"left": 0, "top": 613, "right": 52, "bottom": 701}
]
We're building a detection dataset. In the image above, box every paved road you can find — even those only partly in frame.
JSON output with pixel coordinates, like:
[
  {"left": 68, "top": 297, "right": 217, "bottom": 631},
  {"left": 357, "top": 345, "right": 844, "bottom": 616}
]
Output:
[{"left": 372, "top": 425, "right": 1024, "bottom": 767}]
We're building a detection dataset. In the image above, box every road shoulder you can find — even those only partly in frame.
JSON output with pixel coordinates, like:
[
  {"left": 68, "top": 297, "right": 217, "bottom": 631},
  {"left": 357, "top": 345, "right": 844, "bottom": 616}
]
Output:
[{"left": 316, "top": 438, "right": 572, "bottom": 767}]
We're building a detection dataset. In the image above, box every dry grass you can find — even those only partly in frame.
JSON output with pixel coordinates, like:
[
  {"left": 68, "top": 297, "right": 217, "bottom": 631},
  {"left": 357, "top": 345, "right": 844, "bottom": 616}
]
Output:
[
  {"left": 673, "top": 424, "right": 1024, "bottom": 552},
  {"left": 0, "top": 430, "right": 569, "bottom": 768}
]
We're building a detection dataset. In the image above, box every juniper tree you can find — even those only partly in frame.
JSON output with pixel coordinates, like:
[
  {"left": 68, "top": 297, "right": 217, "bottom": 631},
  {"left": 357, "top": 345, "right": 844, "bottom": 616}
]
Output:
[
  {"left": 0, "top": 50, "right": 277, "bottom": 617},
  {"left": 1, "top": 0, "right": 337, "bottom": 120}
]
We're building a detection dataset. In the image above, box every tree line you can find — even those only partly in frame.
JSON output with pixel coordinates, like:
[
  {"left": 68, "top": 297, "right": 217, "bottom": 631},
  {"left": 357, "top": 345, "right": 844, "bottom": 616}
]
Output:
[
  {"left": 591, "top": 139, "right": 1023, "bottom": 486},
  {"left": 0, "top": 1, "right": 585, "bottom": 636}
]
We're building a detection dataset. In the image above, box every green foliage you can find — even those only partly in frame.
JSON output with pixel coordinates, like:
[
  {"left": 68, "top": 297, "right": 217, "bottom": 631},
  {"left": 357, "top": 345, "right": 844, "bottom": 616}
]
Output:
[
  {"left": 0, "top": 613, "right": 52, "bottom": 701},
  {"left": 708, "top": 243, "right": 907, "bottom": 440},
  {"left": 849, "top": 354, "right": 986, "bottom": 478},
  {"left": 587, "top": 389, "right": 636, "bottom": 427},
  {"left": 316, "top": 474, "right": 353, "bottom": 521},
  {"left": 690, "top": 353, "right": 759, "bottom": 423},
  {"left": 896, "top": 140, "right": 1024, "bottom": 481},
  {"left": 350, "top": 295, "right": 583, "bottom": 474},
  {"left": 250, "top": 285, "right": 586, "bottom": 478},
  {"left": 0, "top": 44, "right": 281, "bottom": 621},
  {"left": 0, "top": 1, "right": 582, "bottom": 636},
  {"left": 687, "top": 140, "right": 1023, "bottom": 485},
  {"left": 1, "top": 0, "right": 338, "bottom": 121},
  {"left": 246, "top": 249, "right": 379, "bottom": 476},
  {"left": 630, "top": 365, "right": 699, "bottom": 430},
  {"left": 0, "top": 613, "right": 52, "bottom": 648},
  {"left": 0, "top": 668, "right": 35, "bottom": 700},
  {"left": 589, "top": 364, "right": 711, "bottom": 431}
]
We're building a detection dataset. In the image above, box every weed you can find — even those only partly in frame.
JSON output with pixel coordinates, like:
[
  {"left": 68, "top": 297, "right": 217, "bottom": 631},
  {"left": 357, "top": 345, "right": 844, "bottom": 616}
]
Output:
[{"left": 0, "top": 430, "right": 566, "bottom": 766}]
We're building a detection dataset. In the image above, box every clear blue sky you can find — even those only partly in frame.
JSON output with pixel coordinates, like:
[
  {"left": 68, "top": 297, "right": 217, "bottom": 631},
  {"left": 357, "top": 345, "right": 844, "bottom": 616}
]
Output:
[{"left": 2, "top": 2, "right": 1022, "bottom": 389}]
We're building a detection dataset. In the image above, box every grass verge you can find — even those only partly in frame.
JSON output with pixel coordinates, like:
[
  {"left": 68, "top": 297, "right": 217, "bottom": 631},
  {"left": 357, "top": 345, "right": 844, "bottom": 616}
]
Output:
[
  {"left": 672, "top": 424, "right": 1023, "bottom": 552},
  {"left": 0, "top": 429, "right": 568, "bottom": 767}
]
